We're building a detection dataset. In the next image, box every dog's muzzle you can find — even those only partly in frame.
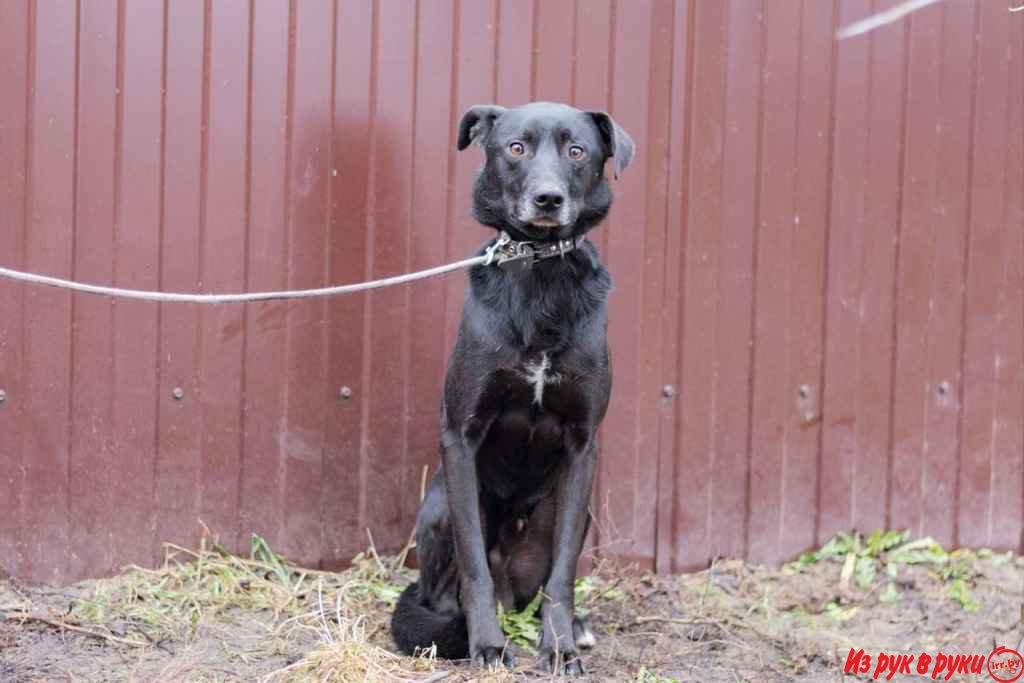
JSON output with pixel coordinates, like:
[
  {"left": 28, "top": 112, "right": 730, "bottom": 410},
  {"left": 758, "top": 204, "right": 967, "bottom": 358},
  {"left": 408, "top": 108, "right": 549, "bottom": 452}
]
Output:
[{"left": 517, "top": 183, "right": 574, "bottom": 229}]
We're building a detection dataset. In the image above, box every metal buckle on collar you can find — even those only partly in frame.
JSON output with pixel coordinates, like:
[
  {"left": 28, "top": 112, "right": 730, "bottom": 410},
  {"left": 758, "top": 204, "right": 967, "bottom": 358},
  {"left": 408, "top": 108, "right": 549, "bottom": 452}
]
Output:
[{"left": 483, "top": 231, "right": 578, "bottom": 272}]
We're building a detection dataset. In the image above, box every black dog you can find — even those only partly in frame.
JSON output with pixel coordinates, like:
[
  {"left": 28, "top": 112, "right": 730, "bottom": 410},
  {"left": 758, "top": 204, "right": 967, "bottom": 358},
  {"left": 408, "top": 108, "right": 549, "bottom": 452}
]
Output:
[{"left": 391, "top": 101, "right": 633, "bottom": 675}]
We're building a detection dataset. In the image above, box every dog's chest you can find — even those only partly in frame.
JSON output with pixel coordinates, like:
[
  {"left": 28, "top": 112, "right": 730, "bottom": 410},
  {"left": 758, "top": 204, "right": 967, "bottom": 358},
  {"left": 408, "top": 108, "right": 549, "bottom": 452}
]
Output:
[
  {"left": 517, "top": 352, "right": 560, "bottom": 407},
  {"left": 467, "top": 351, "right": 589, "bottom": 430},
  {"left": 474, "top": 352, "right": 582, "bottom": 492}
]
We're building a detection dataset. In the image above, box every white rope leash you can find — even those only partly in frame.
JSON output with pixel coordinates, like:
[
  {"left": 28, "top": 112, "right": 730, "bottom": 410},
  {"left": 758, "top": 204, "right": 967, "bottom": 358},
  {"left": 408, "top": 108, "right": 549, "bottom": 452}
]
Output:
[{"left": 0, "top": 254, "right": 488, "bottom": 304}]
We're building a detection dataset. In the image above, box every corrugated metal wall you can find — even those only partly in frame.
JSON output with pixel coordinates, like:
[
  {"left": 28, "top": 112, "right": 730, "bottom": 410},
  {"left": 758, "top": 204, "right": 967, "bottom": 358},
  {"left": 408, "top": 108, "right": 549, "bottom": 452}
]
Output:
[{"left": 0, "top": 0, "right": 1021, "bottom": 584}]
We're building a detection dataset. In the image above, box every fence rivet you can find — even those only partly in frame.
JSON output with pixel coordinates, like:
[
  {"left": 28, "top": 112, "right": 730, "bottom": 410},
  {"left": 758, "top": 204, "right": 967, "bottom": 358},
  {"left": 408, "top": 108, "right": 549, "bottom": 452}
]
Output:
[
  {"left": 0, "top": 389, "right": 6, "bottom": 404},
  {"left": 340, "top": 386, "right": 353, "bottom": 400},
  {"left": 172, "top": 387, "right": 185, "bottom": 401},
  {"left": 937, "top": 381, "right": 951, "bottom": 396},
  {"left": 799, "top": 384, "right": 811, "bottom": 399},
  {"left": 662, "top": 384, "right": 676, "bottom": 398}
]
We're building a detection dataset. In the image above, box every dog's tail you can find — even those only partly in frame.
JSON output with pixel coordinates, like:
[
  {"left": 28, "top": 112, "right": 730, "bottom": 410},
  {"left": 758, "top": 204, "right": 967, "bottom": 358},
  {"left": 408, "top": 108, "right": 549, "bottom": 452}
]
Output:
[{"left": 391, "top": 581, "right": 469, "bottom": 659}]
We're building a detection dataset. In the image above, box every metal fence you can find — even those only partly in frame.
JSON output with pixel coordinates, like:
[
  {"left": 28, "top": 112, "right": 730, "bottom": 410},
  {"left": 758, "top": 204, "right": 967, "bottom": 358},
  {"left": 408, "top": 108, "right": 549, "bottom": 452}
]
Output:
[{"left": 0, "top": 0, "right": 1021, "bottom": 584}]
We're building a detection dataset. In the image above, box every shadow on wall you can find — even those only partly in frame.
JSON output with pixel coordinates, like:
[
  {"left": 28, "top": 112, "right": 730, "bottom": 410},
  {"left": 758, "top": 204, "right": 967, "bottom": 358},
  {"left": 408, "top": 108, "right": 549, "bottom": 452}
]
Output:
[{"left": 245, "top": 110, "right": 430, "bottom": 571}]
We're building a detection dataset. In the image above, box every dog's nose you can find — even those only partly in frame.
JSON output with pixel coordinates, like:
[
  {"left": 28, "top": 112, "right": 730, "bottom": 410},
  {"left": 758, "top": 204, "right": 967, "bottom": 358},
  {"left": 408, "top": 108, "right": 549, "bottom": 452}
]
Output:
[{"left": 532, "top": 192, "right": 565, "bottom": 210}]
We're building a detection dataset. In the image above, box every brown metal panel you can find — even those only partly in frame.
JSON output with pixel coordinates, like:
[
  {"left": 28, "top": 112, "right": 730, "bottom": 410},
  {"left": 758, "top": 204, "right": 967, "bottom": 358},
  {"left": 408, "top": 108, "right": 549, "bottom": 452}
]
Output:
[
  {"left": 402, "top": 0, "right": 458, "bottom": 563},
  {"left": 361, "top": 0, "right": 419, "bottom": 553},
  {"left": 673, "top": 0, "right": 728, "bottom": 571},
  {"left": 597, "top": 0, "right": 643, "bottom": 564},
  {"left": 611, "top": 0, "right": 675, "bottom": 569},
  {"left": 708, "top": 0, "right": 761, "bottom": 561},
  {"left": 958, "top": 1, "right": 1021, "bottom": 549},
  {"left": 570, "top": 0, "right": 611, "bottom": 115},
  {"left": 670, "top": 0, "right": 765, "bottom": 571},
  {"left": 598, "top": 0, "right": 656, "bottom": 568},
  {"left": 322, "top": 0, "right": 373, "bottom": 566},
  {"left": 633, "top": 0, "right": 676, "bottom": 570},
  {"left": 154, "top": 0, "right": 205, "bottom": 556},
  {"left": 197, "top": 0, "right": 250, "bottom": 549},
  {"left": 819, "top": 0, "right": 904, "bottom": 541},
  {"left": 443, "top": 0, "right": 496, "bottom": 360},
  {"left": 858, "top": 0, "right": 909, "bottom": 538},
  {"left": 891, "top": 1, "right": 976, "bottom": 546},
  {"left": 21, "top": 0, "right": 76, "bottom": 582},
  {"left": 238, "top": 0, "right": 291, "bottom": 558},
  {"left": 67, "top": 1, "right": 119, "bottom": 579},
  {"left": 747, "top": 0, "right": 803, "bottom": 566},
  {"left": 110, "top": 0, "right": 163, "bottom": 572},
  {"left": 786, "top": 0, "right": 834, "bottom": 556},
  {"left": 533, "top": 0, "right": 574, "bottom": 103},
  {"left": 919, "top": 0, "right": 978, "bottom": 547},
  {"left": 0, "top": 0, "right": 29, "bottom": 579},
  {"left": 653, "top": 0, "right": 691, "bottom": 576},
  {"left": 495, "top": 0, "right": 535, "bottom": 104},
  {"left": 278, "top": 0, "right": 333, "bottom": 566},
  {"left": 819, "top": 0, "right": 871, "bottom": 541},
  {"left": 988, "top": 18, "right": 1024, "bottom": 551},
  {"left": 890, "top": 4, "right": 943, "bottom": 541}
]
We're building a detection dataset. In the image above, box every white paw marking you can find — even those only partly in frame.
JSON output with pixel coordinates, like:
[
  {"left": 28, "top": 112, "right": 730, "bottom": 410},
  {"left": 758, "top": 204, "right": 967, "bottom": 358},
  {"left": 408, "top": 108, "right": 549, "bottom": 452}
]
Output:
[{"left": 576, "top": 625, "right": 596, "bottom": 649}]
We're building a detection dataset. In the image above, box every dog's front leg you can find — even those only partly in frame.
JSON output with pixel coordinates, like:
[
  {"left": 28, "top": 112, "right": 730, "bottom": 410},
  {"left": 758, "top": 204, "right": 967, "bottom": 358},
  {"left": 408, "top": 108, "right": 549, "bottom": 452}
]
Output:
[
  {"left": 441, "top": 425, "right": 513, "bottom": 669},
  {"left": 538, "top": 433, "right": 597, "bottom": 676}
]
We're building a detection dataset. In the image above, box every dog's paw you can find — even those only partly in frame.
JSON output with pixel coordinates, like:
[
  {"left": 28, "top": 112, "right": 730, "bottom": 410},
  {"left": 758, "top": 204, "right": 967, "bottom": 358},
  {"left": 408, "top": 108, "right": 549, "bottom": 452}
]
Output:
[
  {"left": 471, "top": 644, "right": 515, "bottom": 670},
  {"left": 538, "top": 648, "right": 585, "bottom": 676}
]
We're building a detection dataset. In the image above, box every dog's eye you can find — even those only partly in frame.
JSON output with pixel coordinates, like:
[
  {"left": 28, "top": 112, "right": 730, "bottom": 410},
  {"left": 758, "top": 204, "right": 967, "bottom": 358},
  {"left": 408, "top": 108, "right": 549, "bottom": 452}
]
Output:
[
  {"left": 508, "top": 141, "right": 525, "bottom": 157},
  {"left": 568, "top": 145, "right": 585, "bottom": 160}
]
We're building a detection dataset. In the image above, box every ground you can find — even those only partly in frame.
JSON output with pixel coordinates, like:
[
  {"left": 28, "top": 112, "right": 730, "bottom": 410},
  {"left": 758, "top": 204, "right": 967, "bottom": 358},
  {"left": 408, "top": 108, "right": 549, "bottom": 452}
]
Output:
[{"left": 1, "top": 530, "right": 1022, "bottom": 682}]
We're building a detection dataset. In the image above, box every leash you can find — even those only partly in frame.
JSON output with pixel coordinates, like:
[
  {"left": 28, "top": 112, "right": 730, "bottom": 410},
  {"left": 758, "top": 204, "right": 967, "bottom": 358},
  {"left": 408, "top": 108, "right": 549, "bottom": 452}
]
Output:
[{"left": 0, "top": 231, "right": 580, "bottom": 304}]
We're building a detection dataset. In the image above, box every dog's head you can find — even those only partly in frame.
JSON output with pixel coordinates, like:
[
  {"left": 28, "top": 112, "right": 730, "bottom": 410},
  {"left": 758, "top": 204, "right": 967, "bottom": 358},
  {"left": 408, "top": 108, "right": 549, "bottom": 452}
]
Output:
[{"left": 457, "top": 101, "right": 634, "bottom": 241}]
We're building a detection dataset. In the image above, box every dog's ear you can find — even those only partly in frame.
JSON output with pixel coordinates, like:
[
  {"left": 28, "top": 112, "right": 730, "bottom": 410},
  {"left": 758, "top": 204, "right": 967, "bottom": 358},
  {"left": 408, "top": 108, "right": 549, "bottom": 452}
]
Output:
[
  {"left": 588, "top": 112, "right": 635, "bottom": 179},
  {"left": 457, "top": 105, "right": 507, "bottom": 151}
]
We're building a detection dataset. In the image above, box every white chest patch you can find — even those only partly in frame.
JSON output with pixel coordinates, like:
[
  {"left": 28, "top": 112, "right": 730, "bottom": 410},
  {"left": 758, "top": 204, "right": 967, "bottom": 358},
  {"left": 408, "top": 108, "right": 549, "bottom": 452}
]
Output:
[{"left": 521, "top": 352, "right": 559, "bottom": 406}]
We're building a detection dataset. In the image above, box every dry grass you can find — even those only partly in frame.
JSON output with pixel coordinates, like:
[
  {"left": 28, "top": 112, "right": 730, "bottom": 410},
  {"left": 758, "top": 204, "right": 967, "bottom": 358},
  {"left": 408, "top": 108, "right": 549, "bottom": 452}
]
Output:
[
  {"left": 3, "top": 527, "right": 1022, "bottom": 682},
  {"left": 53, "top": 526, "right": 446, "bottom": 681},
  {"left": 34, "top": 526, "right": 591, "bottom": 682},
  {"left": 71, "top": 537, "right": 310, "bottom": 641},
  {"left": 265, "top": 615, "right": 439, "bottom": 683}
]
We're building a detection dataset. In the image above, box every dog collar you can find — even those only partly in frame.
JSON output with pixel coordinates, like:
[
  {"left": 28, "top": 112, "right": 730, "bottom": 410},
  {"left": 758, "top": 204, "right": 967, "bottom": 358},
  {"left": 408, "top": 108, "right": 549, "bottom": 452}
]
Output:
[{"left": 483, "top": 231, "right": 581, "bottom": 272}]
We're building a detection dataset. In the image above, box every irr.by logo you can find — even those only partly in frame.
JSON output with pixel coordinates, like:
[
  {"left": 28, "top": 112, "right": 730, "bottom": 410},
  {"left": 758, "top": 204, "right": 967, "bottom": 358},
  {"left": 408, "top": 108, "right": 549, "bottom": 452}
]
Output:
[{"left": 988, "top": 646, "right": 1024, "bottom": 683}]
